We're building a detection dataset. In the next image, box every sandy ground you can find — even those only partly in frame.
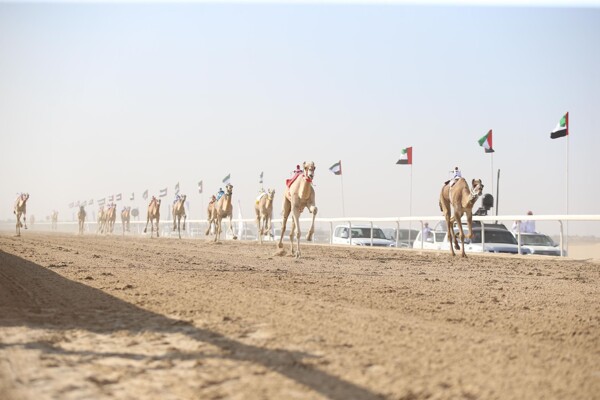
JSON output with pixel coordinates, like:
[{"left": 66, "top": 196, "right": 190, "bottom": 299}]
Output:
[{"left": 0, "top": 232, "right": 599, "bottom": 400}]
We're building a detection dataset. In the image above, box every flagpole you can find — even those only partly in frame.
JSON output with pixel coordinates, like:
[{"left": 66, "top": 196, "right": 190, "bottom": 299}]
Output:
[
  {"left": 340, "top": 174, "right": 346, "bottom": 217},
  {"left": 566, "top": 126, "right": 569, "bottom": 253},
  {"left": 491, "top": 152, "right": 494, "bottom": 199}
]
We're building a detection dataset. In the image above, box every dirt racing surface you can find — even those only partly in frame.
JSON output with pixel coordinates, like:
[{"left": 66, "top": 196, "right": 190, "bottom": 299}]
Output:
[{"left": 0, "top": 232, "right": 599, "bottom": 399}]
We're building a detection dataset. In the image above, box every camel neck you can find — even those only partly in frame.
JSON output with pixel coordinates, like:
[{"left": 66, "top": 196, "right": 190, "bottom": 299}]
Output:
[{"left": 298, "top": 176, "right": 312, "bottom": 199}]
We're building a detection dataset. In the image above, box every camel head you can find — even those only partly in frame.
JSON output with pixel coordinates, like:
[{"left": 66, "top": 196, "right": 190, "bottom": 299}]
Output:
[
  {"left": 470, "top": 179, "right": 484, "bottom": 201},
  {"left": 267, "top": 189, "right": 275, "bottom": 201},
  {"left": 303, "top": 161, "right": 316, "bottom": 180},
  {"left": 225, "top": 184, "right": 233, "bottom": 196},
  {"left": 180, "top": 194, "right": 186, "bottom": 203}
]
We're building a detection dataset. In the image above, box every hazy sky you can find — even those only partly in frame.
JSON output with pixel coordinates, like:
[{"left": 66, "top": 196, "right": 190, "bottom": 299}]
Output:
[{"left": 1, "top": 1, "right": 599, "bottom": 235}]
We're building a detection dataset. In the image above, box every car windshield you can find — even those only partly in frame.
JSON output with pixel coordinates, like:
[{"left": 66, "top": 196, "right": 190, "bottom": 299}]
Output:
[
  {"left": 351, "top": 228, "right": 387, "bottom": 239},
  {"left": 469, "top": 229, "right": 518, "bottom": 245},
  {"left": 520, "top": 234, "right": 555, "bottom": 246}
]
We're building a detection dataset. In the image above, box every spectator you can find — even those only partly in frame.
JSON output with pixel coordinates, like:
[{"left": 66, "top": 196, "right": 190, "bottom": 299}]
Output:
[{"left": 422, "top": 222, "right": 433, "bottom": 240}]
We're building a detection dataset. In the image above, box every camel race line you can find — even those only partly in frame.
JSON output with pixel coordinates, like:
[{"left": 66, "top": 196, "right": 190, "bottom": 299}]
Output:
[{"left": 0, "top": 232, "right": 599, "bottom": 400}]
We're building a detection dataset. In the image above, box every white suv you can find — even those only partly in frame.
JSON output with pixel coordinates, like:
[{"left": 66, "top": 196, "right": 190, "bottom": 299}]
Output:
[{"left": 332, "top": 225, "right": 396, "bottom": 247}]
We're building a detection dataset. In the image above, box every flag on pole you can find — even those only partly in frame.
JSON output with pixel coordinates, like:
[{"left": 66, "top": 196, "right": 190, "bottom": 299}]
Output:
[
  {"left": 551, "top": 112, "right": 569, "bottom": 139},
  {"left": 98, "top": 198, "right": 105, "bottom": 206},
  {"left": 223, "top": 174, "right": 231, "bottom": 185},
  {"left": 198, "top": 180, "right": 203, "bottom": 194},
  {"left": 396, "top": 147, "right": 413, "bottom": 165},
  {"left": 130, "top": 192, "right": 135, "bottom": 201},
  {"left": 108, "top": 195, "right": 114, "bottom": 202},
  {"left": 259, "top": 172, "right": 264, "bottom": 184},
  {"left": 142, "top": 190, "right": 148, "bottom": 200},
  {"left": 116, "top": 193, "right": 122, "bottom": 201},
  {"left": 329, "top": 160, "right": 342, "bottom": 175},
  {"left": 478, "top": 130, "right": 495, "bottom": 153},
  {"left": 88, "top": 199, "right": 94, "bottom": 206},
  {"left": 175, "top": 182, "right": 180, "bottom": 195},
  {"left": 159, "top": 188, "right": 168, "bottom": 197}
]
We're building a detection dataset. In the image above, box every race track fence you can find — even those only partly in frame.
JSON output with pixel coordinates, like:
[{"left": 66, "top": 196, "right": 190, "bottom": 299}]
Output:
[{"left": 8, "top": 214, "right": 600, "bottom": 257}]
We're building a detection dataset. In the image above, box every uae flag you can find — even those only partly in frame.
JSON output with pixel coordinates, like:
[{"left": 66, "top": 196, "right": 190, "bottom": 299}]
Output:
[
  {"left": 116, "top": 193, "right": 122, "bottom": 201},
  {"left": 159, "top": 188, "right": 168, "bottom": 197},
  {"left": 551, "top": 112, "right": 569, "bottom": 139},
  {"left": 142, "top": 190, "right": 148, "bottom": 200},
  {"left": 259, "top": 171, "right": 264, "bottom": 184},
  {"left": 129, "top": 192, "right": 135, "bottom": 201},
  {"left": 222, "top": 174, "right": 231, "bottom": 185},
  {"left": 175, "top": 182, "right": 180, "bottom": 195},
  {"left": 98, "top": 198, "right": 105, "bottom": 206},
  {"left": 88, "top": 199, "right": 94, "bottom": 205},
  {"left": 396, "top": 147, "right": 412, "bottom": 165},
  {"left": 108, "top": 195, "right": 114, "bottom": 202},
  {"left": 478, "top": 130, "right": 495, "bottom": 153},
  {"left": 198, "top": 180, "right": 203, "bottom": 194},
  {"left": 329, "top": 160, "right": 342, "bottom": 175}
]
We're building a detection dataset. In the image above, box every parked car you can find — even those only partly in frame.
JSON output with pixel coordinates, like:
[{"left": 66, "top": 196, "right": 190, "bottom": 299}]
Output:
[
  {"left": 511, "top": 232, "right": 563, "bottom": 256},
  {"left": 444, "top": 226, "right": 531, "bottom": 255},
  {"left": 382, "top": 228, "right": 420, "bottom": 248},
  {"left": 412, "top": 230, "right": 450, "bottom": 250},
  {"left": 332, "top": 225, "right": 396, "bottom": 247}
]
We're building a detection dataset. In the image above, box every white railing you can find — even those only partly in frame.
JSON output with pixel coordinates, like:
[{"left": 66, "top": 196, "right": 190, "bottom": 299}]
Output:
[{"left": 6, "top": 214, "right": 599, "bottom": 257}]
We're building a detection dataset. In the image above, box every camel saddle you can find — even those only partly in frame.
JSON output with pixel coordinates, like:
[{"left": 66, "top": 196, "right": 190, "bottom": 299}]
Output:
[{"left": 285, "top": 172, "right": 303, "bottom": 189}]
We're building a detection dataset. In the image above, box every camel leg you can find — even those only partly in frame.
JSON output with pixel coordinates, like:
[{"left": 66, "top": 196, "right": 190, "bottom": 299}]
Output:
[
  {"left": 256, "top": 214, "right": 263, "bottom": 244},
  {"left": 183, "top": 214, "right": 187, "bottom": 231},
  {"left": 291, "top": 207, "right": 302, "bottom": 258},
  {"left": 144, "top": 215, "right": 150, "bottom": 234},
  {"left": 306, "top": 205, "right": 318, "bottom": 241},
  {"left": 215, "top": 218, "right": 221, "bottom": 242},
  {"left": 23, "top": 214, "right": 28, "bottom": 230},
  {"left": 465, "top": 211, "right": 474, "bottom": 239},
  {"left": 278, "top": 199, "right": 291, "bottom": 249},
  {"left": 156, "top": 217, "right": 160, "bottom": 238},
  {"left": 454, "top": 211, "right": 467, "bottom": 258},
  {"left": 229, "top": 214, "right": 237, "bottom": 240},
  {"left": 443, "top": 211, "right": 455, "bottom": 257}
]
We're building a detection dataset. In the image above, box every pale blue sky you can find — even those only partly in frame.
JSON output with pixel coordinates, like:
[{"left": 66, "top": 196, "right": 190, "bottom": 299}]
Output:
[{"left": 1, "top": 2, "right": 599, "bottom": 234}]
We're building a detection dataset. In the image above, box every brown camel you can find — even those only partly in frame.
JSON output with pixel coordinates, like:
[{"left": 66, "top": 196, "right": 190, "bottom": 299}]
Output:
[
  {"left": 51, "top": 210, "right": 58, "bottom": 230},
  {"left": 205, "top": 184, "right": 237, "bottom": 242},
  {"left": 439, "top": 177, "right": 484, "bottom": 257},
  {"left": 121, "top": 206, "right": 131, "bottom": 236},
  {"left": 172, "top": 194, "right": 187, "bottom": 239},
  {"left": 77, "top": 206, "right": 86, "bottom": 235},
  {"left": 13, "top": 193, "right": 29, "bottom": 236},
  {"left": 255, "top": 189, "right": 275, "bottom": 244},
  {"left": 143, "top": 197, "right": 161, "bottom": 238},
  {"left": 205, "top": 195, "right": 217, "bottom": 237},
  {"left": 97, "top": 206, "right": 106, "bottom": 234},
  {"left": 105, "top": 204, "right": 117, "bottom": 234},
  {"left": 278, "top": 161, "right": 318, "bottom": 258}
]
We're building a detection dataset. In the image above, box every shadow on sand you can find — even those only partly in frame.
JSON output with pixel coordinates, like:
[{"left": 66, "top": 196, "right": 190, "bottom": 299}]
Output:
[{"left": 0, "top": 251, "right": 382, "bottom": 400}]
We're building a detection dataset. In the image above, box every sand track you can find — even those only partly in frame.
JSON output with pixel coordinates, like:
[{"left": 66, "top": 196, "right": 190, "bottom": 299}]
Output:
[{"left": 1, "top": 232, "right": 599, "bottom": 399}]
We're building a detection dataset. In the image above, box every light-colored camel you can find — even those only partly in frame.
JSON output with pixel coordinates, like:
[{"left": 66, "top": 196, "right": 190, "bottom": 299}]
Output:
[
  {"left": 255, "top": 189, "right": 275, "bottom": 244},
  {"left": 13, "top": 193, "right": 29, "bottom": 236},
  {"left": 121, "top": 207, "right": 131, "bottom": 236},
  {"left": 172, "top": 195, "right": 187, "bottom": 239},
  {"left": 105, "top": 204, "right": 117, "bottom": 234},
  {"left": 205, "top": 195, "right": 217, "bottom": 237},
  {"left": 205, "top": 184, "right": 237, "bottom": 242},
  {"left": 97, "top": 206, "right": 106, "bottom": 234},
  {"left": 278, "top": 161, "right": 318, "bottom": 258},
  {"left": 77, "top": 206, "right": 86, "bottom": 235},
  {"left": 143, "top": 197, "right": 161, "bottom": 238},
  {"left": 439, "top": 177, "right": 484, "bottom": 257},
  {"left": 51, "top": 210, "right": 58, "bottom": 231}
]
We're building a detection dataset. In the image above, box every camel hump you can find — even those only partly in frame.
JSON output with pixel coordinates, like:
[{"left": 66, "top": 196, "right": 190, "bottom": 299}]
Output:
[{"left": 286, "top": 172, "right": 302, "bottom": 188}]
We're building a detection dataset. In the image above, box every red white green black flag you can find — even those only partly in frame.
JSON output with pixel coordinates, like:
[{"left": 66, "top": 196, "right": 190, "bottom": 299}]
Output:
[
  {"left": 477, "top": 129, "right": 495, "bottom": 153},
  {"left": 551, "top": 112, "right": 569, "bottom": 139},
  {"left": 396, "top": 147, "right": 412, "bottom": 165}
]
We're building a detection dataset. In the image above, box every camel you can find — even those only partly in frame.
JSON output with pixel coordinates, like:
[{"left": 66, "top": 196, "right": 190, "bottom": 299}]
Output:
[
  {"left": 13, "top": 193, "right": 29, "bottom": 236},
  {"left": 51, "top": 210, "right": 58, "bottom": 231},
  {"left": 205, "top": 184, "right": 237, "bottom": 242},
  {"left": 205, "top": 195, "right": 217, "bottom": 236},
  {"left": 97, "top": 206, "right": 106, "bottom": 234},
  {"left": 143, "top": 197, "right": 161, "bottom": 238},
  {"left": 105, "top": 204, "right": 117, "bottom": 234},
  {"left": 278, "top": 161, "right": 318, "bottom": 258},
  {"left": 439, "top": 177, "right": 484, "bottom": 257},
  {"left": 121, "top": 207, "right": 131, "bottom": 236},
  {"left": 77, "top": 206, "right": 86, "bottom": 235},
  {"left": 255, "top": 189, "right": 275, "bottom": 244},
  {"left": 172, "top": 194, "right": 187, "bottom": 239}
]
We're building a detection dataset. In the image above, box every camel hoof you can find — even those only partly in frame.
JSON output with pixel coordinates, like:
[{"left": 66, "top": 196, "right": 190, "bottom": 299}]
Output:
[
  {"left": 233, "top": 236, "right": 238, "bottom": 240},
  {"left": 454, "top": 244, "right": 460, "bottom": 250},
  {"left": 143, "top": 228, "right": 147, "bottom": 233},
  {"left": 277, "top": 243, "right": 283, "bottom": 249}
]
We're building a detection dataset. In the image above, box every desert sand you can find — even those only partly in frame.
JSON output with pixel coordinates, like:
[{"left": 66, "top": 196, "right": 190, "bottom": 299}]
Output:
[{"left": 1, "top": 232, "right": 599, "bottom": 399}]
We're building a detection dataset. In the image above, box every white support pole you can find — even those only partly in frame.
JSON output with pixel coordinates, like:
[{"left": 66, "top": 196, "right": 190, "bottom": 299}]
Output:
[
  {"left": 340, "top": 174, "right": 346, "bottom": 217},
  {"left": 491, "top": 152, "right": 494, "bottom": 199},
  {"left": 566, "top": 133, "right": 569, "bottom": 253}
]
